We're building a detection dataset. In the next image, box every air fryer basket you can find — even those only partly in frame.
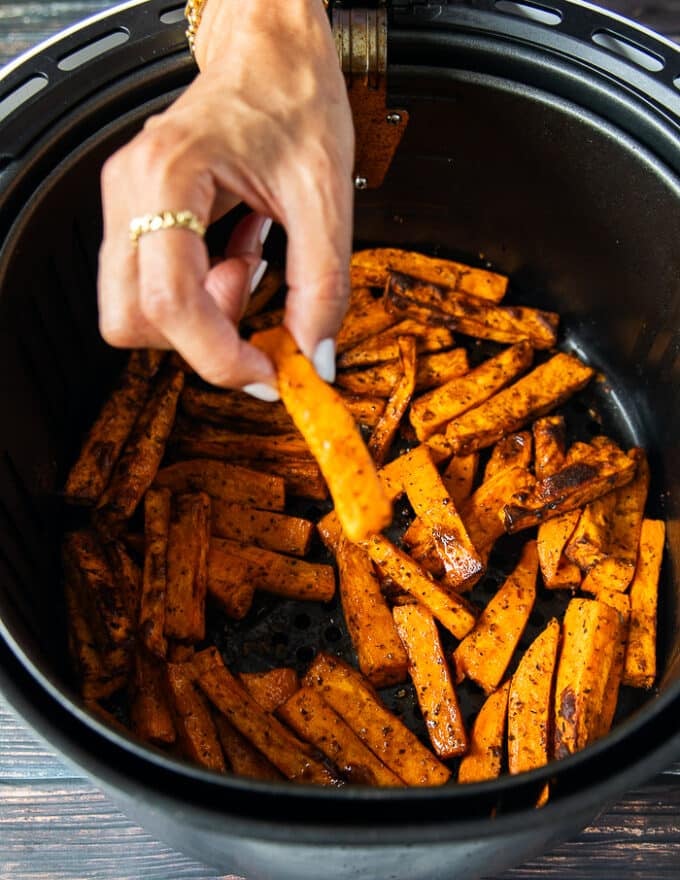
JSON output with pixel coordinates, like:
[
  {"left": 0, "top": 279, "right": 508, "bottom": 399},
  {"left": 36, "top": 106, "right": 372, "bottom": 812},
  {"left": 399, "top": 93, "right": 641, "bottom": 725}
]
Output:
[{"left": 1, "top": 2, "right": 679, "bottom": 879}]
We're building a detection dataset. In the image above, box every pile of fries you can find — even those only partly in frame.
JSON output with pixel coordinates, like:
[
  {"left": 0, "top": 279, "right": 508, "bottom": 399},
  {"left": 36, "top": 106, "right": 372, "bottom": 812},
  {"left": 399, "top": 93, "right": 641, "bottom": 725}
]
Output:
[{"left": 62, "top": 248, "right": 663, "bottom": 795}]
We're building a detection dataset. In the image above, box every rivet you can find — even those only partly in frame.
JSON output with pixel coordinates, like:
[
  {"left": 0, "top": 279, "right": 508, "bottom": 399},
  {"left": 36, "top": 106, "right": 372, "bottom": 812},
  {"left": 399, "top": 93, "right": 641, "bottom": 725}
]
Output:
[
  {"left": 386, "top": 112, "right": 402, "bottom": 125},
  {"left": 354, "top": 175, "right": 368, "bottom": 190}
]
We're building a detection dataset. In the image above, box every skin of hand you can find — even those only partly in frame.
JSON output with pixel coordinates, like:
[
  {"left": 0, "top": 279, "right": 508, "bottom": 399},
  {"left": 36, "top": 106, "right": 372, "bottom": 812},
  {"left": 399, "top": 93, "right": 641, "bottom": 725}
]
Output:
[{"left": 98, "top": 0, "right": 354, "bottom": 395}]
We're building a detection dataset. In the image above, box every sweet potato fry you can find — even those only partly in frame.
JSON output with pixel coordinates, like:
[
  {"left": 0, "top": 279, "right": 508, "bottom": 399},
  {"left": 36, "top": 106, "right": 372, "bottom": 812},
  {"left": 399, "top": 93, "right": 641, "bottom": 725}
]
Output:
[
  {"left": 335, "top": 348, "right": 469, "bottom": 397},
  {"left": 240, "top": 668, "right": 300, "bottom": 713},
  {"left": 508, "top": 618, "right": 560, "bottom": 776},
  {"left": 252, "top": 326, "right": 391, "bottom": 542},
  {"left": 212, "top": 713, "right": 282, "bottom": 780},
  {"left": 165, "top": 493, "right": 211, "bottom": 643},
  {"left": 154, "top": 459, "right": 285, "bottom": 510},
  {"left": 303, "top": 652, "right": 450, "bottom": 785},
  {"left": 211, "top": 501, "right": 313, "bottom": 557},
  {"left": 401, "top": 445, "right": 483, "bottom": 590},
  {"left": 336, "top": 536, "right": 408, "bottom": 688},
  {"left": 532, "top": 415, "right": 567, "bottom": 480},
  {"left": 338, "top": 393, "right": 387, "bottom": 428},
  {"left": 368, "top": 336, "right": 417, "bottom": 465},
  {"left": 242, "top": 265, "right": 284, "bottom": 319},
  {"left": 193, "top": 647, "right": 337, "bottom": 784},
  {"left": 442, "top": 353, "right": 594, "bottom": 457},
  {"left": 181, "top": 386, "right": 296, "bottom": 434},
  {"left": 338, "top": 323, "right": 454, "bottom": 369},
  {"left": 564, "top": 492, "right": 617, "bottom": 572},
  {"left": 504, "top": 439, "right": 636, "bottom": 533},
  {"left": 173, "top": 420, "right": 310, "bottom": 463},
  {"left": 167, "top": 642, "right": 195, "bottom": 663},
  {"left": 411, "top": 343, "right": 534, "bottom": 442},
  {"left": 166, "top": 662, "right": 226, "bottom": 771},
  {"left": 279, "top": 687, "right": 404, "bottom": 786},
  {"left": 97, "top": 367, "right": 184, "bottom": 521},
  {"left": 351, "top": 247, "right": 508, "bottom": 301},
  {"left": 537, "top": 510, "right": 582, "bottom": 590},
  {"left": 386, "top": 273, "right": 558, "bottom": 349},
  {"left": 227, "top": 457, "right": 328, "bottom": 501},
  {"left": 580, "top": 449, "right": 650, "bottom": 594},
  {"left": 336, "top": 294, "right": 398, "bottom": 354},
  {"left": 139, "top": 488, "right": 171, "bottom": 658},
  {"left": 83, "top": 700, "right": 130, "bottom": 736},
  {"left": 441, "top": 453, "right": 478, "bottom": 508},
  {"left": 454, "top": 541, "right": 538, "bottom": 694},
  {"left": 205, "top": 546, "right": 255, "bottom": 620},
  {"left": 458, "top": 682, "right": 510, "bottom": 783},
  {"left": 65, "top": 352, "right": 161, "bottom": 506},
  {"left": 623, "top": 518, "right": 665, "bottom": 689},
  {"left": 241, "top": 306, "right": 284, "bottom": 333},
  {"left": 129, "top": 648, "right": 176, "bottom": 744},
  {"left": 553, "top": 597, "right": 621, "bottom": 758},
  {"left": 484, "top": 431, "right": 533, "bottom": 482},
  {"left": 364, "top": 534, "right": 477, "bottom": 639},
  {"left": 106, "top": 539, "right": 142, "bottom": 625},
  {"left": 593, "top": 590, "right": 630, "bottom": 739},
  {"left": 393, "top": 603, "right": 467, "bottom": 758},
  {"left": 209, "top": 538, "right": 335, "bottom": 602}
]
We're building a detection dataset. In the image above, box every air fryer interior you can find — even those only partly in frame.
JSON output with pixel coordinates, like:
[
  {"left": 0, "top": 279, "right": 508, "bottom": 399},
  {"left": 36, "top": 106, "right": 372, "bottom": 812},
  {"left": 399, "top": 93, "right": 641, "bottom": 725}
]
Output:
[{"left": 1, "top": 8, "right": 680, "bottom": 807}]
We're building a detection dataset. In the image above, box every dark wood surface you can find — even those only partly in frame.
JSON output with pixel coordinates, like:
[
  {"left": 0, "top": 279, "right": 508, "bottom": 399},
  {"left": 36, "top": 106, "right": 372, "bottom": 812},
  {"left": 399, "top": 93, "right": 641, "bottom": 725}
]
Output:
[{"left": 1, "top": 1, "right": 680, "bottom": 879}]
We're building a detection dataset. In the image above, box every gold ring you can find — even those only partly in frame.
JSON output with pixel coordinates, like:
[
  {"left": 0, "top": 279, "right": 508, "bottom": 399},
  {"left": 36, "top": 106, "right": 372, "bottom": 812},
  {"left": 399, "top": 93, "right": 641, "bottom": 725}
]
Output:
[{"left": 128, "top": 210, "right": 206, "bottom": 246}]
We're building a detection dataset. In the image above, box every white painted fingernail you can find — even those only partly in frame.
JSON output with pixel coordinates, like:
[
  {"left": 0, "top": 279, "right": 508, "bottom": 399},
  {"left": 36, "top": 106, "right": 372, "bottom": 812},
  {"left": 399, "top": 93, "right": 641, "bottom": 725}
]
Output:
[
  {"left": 249, "top": 259, "right": 268, "bottom": 294},
  {"left": 259, "top": 217, "right": 273, "bottom": 245},
  {"left": 242, "top": 382, "right": 280, "bottom": 402},
  {"left": 312, "top": 338, "right": 336, "bottom": 384}
]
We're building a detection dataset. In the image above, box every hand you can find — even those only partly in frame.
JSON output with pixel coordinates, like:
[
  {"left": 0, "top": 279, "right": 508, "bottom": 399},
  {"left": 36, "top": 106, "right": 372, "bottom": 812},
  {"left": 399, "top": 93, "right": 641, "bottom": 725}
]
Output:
[{"left": 98, "top": 0, "right": 354, "bottom": 398}]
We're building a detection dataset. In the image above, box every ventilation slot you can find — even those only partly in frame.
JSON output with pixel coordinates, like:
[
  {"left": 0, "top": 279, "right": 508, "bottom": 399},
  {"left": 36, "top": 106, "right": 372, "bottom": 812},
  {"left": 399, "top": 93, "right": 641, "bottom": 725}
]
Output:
[
  {"left": 494, "top": 1, "right": 562, "bottom": 26},
  {"left": 160, "top": 5, "right": 186, "bottom": 24},
  {"left": 591, "top": 30, "right": 665, "bottom": 73},
  {"left": 58, "top": 31, "right": 130, "bottom": 72},
  {"left": 0, "top": 75, "right": 48, "bottom": 125}
]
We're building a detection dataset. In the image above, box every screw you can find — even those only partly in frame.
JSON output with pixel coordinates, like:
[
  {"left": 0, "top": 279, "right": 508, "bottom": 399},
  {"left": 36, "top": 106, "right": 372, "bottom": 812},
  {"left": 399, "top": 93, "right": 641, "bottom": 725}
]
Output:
[
  {"left": 354, "top": 175, "right": 368, "bottom": 190},
  {"left": 386, "top": 112, "right": 402, "bottom": 125}
]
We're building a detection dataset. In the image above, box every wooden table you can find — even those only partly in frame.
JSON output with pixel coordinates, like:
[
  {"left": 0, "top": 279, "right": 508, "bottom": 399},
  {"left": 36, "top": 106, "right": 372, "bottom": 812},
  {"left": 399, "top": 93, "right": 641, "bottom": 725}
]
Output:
[{"left": 1, "top": 1, "right": 679, "bottom": 878}]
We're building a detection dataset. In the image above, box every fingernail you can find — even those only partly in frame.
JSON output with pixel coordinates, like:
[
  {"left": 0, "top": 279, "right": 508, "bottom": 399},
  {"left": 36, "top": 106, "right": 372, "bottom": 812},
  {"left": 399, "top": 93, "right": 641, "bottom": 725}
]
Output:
[
  {"left": 259, "top": 217, "right": 273, "bottom": 245},
  {"left": 242, "top": 382, "right": 280, "bottom": 402},
  {"left": 312, "top": 338, "right": 336, "bottom": 384},
  {"left": 249, "top": 259, "right": 268, "bottom": 294}
]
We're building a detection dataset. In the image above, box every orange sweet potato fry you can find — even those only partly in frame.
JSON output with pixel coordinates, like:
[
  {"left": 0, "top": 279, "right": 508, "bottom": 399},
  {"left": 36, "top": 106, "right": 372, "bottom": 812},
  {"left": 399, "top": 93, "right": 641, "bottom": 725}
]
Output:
[
  {"left": 483, "top": 431, "right": 533, "bottom": 482},
  {"left": 336, "top": 536, "right": 408, "bottom": 688},
  {"left": 97, "top": 367, "right": 184, "bottom": 521},
  {"left": 411, "top": 343, "right": 534, "bottom": 441},
  {"left": 252, "top": 326, "right": 391, "bottom": 542},
  {"left": 240, "top": 668, "right": 300, "bottom": 713},
  {"left": 593, "top": 590, "right": 630, "bottom": 739},
  {"left": 193, "top": 647, "right": 337, "bottom": 784},
  {"left": 173, "top": 420, "right": 310, "bottom": 463},
  {"left": 227, "top": 456, "right": 328, "bottom": 501},
  {"left": 139, "top": 488, "right": 171, "bottom": 658},
  {"left": 532, "top": 415, "right": 567, "bottom": 480},
  {"left": 303, "top": 652, "right": 450, "bottom": 785},
  {"left": 165, "top": 492, "right": 211, "bottom": 643},
  {"left": 278, "top": 687, "right": 404, "bottom": 786},
  {"left": 441, "top": 453, "right": 479, "bottom": 508},
  {"left": 181, "top": 386, "right": 296, "bottom": 434},
  {"left": 213, "top": 713, "right": 282, "bottom": 781},
  {"left": 368, "top": 336, "right": 417, "bottom": 466},
  {"left": 564, "top": 492, "right": 617, "bottom": 571},
  {"left": 338, "top": 393, "right": 386, "bottom": 428},
  {"left": 351, "top": 247, "right": 508, "bottom": 301},
  {"left": 154, "top": 459, "right": 285, "bottom": 511},
  {"left": 335, "top": 348, "right": 469, "bottom": 397},
  {"left": 454, "top": 541, "right": 538, "bottom": 694},
  {"left": 553, "top": 597, "right": 621, "bottom": 758},
  {"left": 211, "top": 501, "right": 313, "bottom": 557},
  {"left": 129, "top": 648, "right": 176, "bottom": 744},
  {"left": 242, "top": 265, "right": 284, "bottom": 319},
  {"left": 623, "top": 518, "right": 665, "bottom": 689},
  {"left": 537, "top": 509, "right": 582, "bottom": 590},
  {"left": 507, "top": 619, "right": 560, "bottom": 776},
  {"left": 393, "top": 603, "right": 467, "bottom": 758},
  {"left": 335, "top": 293, "right": 398, "bottom": 354},
  {"left": 166, "top": 662, "right": 226, "bottom": 772},
  {"left": 364, "top": 534, "right": 477, "bottom": 639},
  {"left": 458, "top": 682, "right": 511, "bottom": 783},
  {"left": 205, "top": 546, "right": 255, "bottom": 620},
  {"left": 338, "top": 323, "right": 454, "bottom": 369}
]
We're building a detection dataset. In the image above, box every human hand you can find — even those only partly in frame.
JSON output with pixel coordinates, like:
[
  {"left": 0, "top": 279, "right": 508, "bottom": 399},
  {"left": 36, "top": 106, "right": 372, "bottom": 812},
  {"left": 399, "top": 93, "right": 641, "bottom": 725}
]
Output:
[{"left": 98, "top": 0, "right": 353, "bottom": 398}]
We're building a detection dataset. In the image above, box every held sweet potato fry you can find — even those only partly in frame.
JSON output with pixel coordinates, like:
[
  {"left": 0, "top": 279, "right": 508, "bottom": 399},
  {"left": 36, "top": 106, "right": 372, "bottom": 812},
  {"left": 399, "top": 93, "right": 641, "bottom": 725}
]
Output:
[
  {"left": 165, "top": 662, "right": 226, "bottom": 772},
  {"left": 458, "top": 682, "right": 511, "bottom": 784},
  {"left": 211, "top": 500, "right": 314, "bottom": 557},
  {"left": 212, "top": 713, "right": 282, "bottom": 781},
  {"left": 364, "top": 534, "right": 477, "bottom": 639},
  {"left": 97, "top": 367, "right": 184, "bottom": 521},
  {"left": 335, "top": 347, "right": 469, "bottom": 397},
  {"left": 507, "top": 619, "right": 560, "bottom": 776},
  {"left": 252, "top": 326, "right": 391, "bottom": 542},
  {"left": 483, "top": 431, "right": 533, "bottom": 482},
  {"left": 386, "top": 273, "right": 558, "bottom": 349},
  {"left": 165, "top": 493, "right": 211, "bottom": 643},
  {"left": 65, "top": 351, "right": 162, "bottom": 505},
  {"left": 368, "top": 336, "right": 417, "bottom": 466},
  {"left": 623, "top": 518, "right": 665, "bottom": 689},
  {"left": 139, "top": 488, "right": 171, "bottom": 658},
  {"left": 154, "top": 459, "right": 285, "bottom": 510},
  {"left": 193, "top": 647, "right": 338, "bottom": 784},
  {"left": 338, "top": 323, "right": 454, "bottom": 369},
  {"left": 411, "top": 343, "right": 534, "bottom": 442},
  {"left": 553, "top": 597, "right": 621, "bottom": 758},
  {"left": 278, "top": 687, "right": 405, "bottom": 786},
  {"left": 442, "top": 353, "right": 594, "bottom": 457},
  {"left": 336, "top": 536, "right": 409, "bottom": 688},
  {"left": 129, "top": 648, "right": 176, "bottom": 744},
  {"left": 454, "top": 541, "right": 538, "bottom": 694},
  {"left": 393, "top": 603, "right": 468, "bottom": 759},
  {"left": 351, "top": 247, "right": 508, "bottom": 301},
  {"left": 240, "top": 668, "right": 300, "bottom": 713},
  {"left": 303, "top": 652, "right": 450, "bottom": 785}
]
